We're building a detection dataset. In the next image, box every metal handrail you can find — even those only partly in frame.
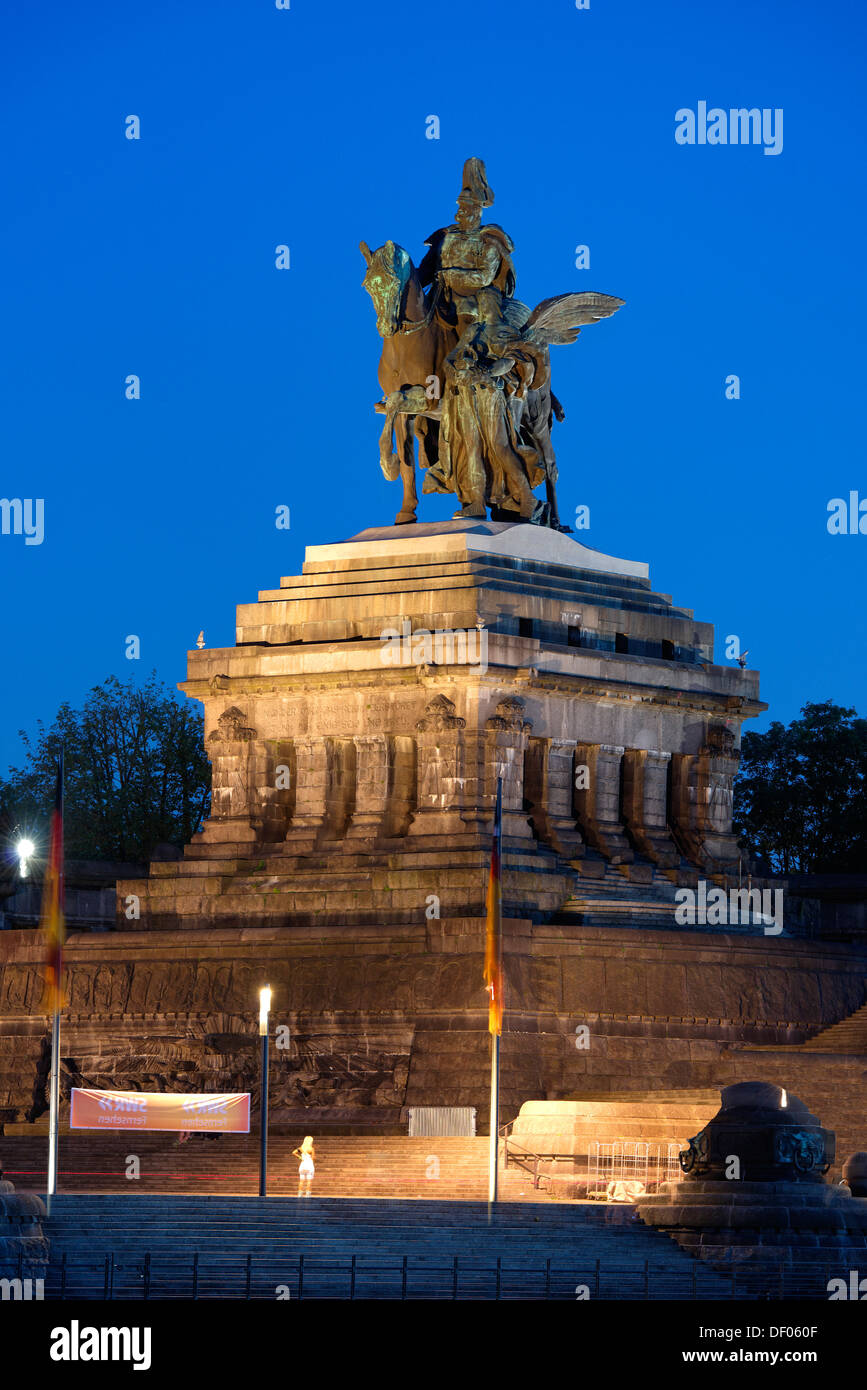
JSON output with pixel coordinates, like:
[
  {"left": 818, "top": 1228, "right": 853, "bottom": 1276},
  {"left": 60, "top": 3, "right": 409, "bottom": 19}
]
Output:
[{"left": 498, "top": 1125, "right": 574, "bottom": 1189}]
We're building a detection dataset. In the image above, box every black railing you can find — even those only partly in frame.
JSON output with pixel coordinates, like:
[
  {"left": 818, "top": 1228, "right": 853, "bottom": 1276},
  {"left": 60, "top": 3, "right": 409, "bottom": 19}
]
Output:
[{"left": 29, "top": 1251, "right": 849, "bottom": 1301}]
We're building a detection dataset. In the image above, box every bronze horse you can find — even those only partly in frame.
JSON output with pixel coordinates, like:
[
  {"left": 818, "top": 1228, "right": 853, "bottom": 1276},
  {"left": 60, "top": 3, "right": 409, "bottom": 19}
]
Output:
[
  {"left": 360, "top": 239, "right": 449, "bottom": 525},
  {"left": 361, "top": 238, "right": 623, "bottom": 528}
]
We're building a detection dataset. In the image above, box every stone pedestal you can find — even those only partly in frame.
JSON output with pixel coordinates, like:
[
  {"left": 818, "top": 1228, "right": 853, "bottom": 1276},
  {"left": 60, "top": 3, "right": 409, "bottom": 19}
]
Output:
[
  {"left": 199, "top": 706, "right": 258, "bottom": 845},
  {"left": 116, "top": 520, "right": 765, "bottom": 930},
  {"left": 481, "top": 698, "right": 535, "bottom": 840},
  {"left": 347, "top": 736, "right": 396, "bottom": 842},
  {"left": 637, "top": 1082, "right": 867, "bottom": 1278}
]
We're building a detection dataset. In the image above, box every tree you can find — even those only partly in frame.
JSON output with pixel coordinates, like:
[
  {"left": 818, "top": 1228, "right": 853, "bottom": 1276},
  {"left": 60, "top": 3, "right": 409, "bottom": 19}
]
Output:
[
  {"left": 0, "top": 673, "right": 211, "bottom": 863},
  {"left": 733, "top": 701, "right": 867, "bottom": 874}
]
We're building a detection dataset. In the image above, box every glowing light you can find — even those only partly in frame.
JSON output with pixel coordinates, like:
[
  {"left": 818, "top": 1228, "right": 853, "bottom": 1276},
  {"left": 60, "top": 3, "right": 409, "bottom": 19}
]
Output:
[
  {"left": 780, "top": 1087, "right": 788, "bottom": 1108},
  {"left": 16, "top": 839, "right": 35, "bottom": 878},
  {"left": 259, "top": 985, "right": 272, "bottom": 1036}
]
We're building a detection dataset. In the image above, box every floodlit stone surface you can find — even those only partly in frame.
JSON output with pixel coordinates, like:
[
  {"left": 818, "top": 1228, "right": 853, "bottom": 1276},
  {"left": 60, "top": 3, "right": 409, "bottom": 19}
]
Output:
[
  {"left": 1, "top": 523, "right": 865, "bottom": 1158},
  {"left": 120, "top": 520, "right": 762, "bottom": 932}
]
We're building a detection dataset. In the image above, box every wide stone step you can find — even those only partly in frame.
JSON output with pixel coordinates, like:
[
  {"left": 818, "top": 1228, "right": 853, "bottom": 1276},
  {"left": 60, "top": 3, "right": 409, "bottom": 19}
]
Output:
[
  {"left": 0, "top": 1134, "right": 504, "bottom": 1200},
  {"left": 35, "top": 1195, "right": 750, "bottom": 1298}
]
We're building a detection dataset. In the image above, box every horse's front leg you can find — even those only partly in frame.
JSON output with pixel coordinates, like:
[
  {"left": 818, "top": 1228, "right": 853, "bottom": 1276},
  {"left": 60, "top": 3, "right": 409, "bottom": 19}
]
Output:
[
  {"left": 394, "top": 414, "right": 418, "bottom": 525},
  {"left": 377, "top": 401, "right": 401, "bottom": 482}
]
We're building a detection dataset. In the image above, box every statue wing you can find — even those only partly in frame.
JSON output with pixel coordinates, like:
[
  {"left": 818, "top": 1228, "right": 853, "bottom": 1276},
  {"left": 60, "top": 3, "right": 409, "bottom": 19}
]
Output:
[
  {"left": 499, "top": 297, "right": 533, "bottom": 333},
  {"left": 526, "top": 292, "right": 625, "bottom": 345}
]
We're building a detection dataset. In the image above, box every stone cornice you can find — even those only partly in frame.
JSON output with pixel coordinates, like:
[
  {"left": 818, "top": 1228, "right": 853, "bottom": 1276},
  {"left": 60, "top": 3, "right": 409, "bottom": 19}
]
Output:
[{"left": 180, "top": 660, "right": 767, "bottom": 720}]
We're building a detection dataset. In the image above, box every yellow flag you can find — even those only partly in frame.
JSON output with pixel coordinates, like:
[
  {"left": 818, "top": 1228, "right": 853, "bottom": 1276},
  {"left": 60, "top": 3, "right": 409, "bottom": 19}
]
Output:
[
  {"left": 42, "top": 762, "right": 65, "bottom": 1012},
  {"left": 484, "top": 778, "right": 503, "bottom": 1034}
]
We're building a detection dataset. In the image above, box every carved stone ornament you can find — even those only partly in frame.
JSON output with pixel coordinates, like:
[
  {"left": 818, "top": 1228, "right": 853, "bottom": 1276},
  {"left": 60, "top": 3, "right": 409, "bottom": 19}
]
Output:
[
  {"left": 701, "top": 723, "right": 739, "bottom": 761},
  {"left": 208, "top": 707, "right": 257, "bottom": 743},
  {"left": 415, "top": 694, "right": 466, "bottom": 733},
  {"left": 679, "top": 1127, "right": 711, "bottom": 1175},
  {"left": 775, "top": 1129, "right": 830, "bottom": 1175},
  {"left": 485, "top": 697, "right": 532, "bottom": 733}
]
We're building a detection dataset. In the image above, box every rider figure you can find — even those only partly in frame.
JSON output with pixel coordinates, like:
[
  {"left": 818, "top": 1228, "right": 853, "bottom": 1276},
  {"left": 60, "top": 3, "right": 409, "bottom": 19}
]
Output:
[
  {"left": 419, "top": 157, "right": 516, "bottom": 368},
  {"left": 419, "top": 159, "right": 544, "bottom": 521}
]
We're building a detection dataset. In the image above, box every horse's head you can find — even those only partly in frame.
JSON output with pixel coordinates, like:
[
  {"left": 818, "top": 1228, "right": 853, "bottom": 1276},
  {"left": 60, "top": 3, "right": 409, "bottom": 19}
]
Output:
[{"left": 360, "top": 239, "right": 414, "bottom": 338}]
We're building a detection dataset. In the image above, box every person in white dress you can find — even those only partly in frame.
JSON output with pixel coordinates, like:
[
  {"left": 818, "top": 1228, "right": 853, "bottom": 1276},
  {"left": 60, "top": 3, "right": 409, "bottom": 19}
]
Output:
[{"left": 292, "top": 1136, "right": 315, "bottom": 1196}]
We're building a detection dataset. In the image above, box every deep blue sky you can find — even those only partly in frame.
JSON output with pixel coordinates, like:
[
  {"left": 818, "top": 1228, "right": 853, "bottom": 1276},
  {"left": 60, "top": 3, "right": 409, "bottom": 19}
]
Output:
[{"left": 1, "top": 0, "right": 865, "bottom": 773}]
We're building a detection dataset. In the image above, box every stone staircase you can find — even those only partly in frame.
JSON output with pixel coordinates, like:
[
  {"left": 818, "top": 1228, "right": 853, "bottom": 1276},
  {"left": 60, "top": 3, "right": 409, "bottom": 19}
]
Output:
[
  {"left": 0, "top": 1133, "right": 493, "bottom": 1200},
  {"left": 554, "top": 863, "right": 774, "bottom": 933},
  {"left": 0, "top": 1127, "right": 615, "bottom": 1204},
  {"left": 129, "top": 839, "right": 574, "bottom": 930},
  {"left": 42, "top": 1194, "right": 735, "bottom": 1300},
  {"left": 799, "top": 1001, "right": 867, "bottom": 1054},
  {"left": 557, "top": 863, "right": 683, "bottom": 929}
]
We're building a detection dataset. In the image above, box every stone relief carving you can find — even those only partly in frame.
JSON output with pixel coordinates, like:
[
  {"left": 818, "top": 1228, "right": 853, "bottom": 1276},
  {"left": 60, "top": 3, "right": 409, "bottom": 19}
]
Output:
[
  {"left": 701, "top": 723, "right": 739, "bottom": 761},
  {"left": 485, "top": 696, "right": 532, "bottom": 732},
  {"left": 208, "top": 707, "right": 257, "bottom": 743},
  {"left": 416, "top": 693, "right": 466, "bottom": 732},
  {"left": 206, "top": 708, "right": 258, "bottom": 821},
  {"left": 679, "top": 1126, "right": 711, "bottom": 1175},
  {"left": 775, "top": 1128, "right": 830, "bottom": 1175}
]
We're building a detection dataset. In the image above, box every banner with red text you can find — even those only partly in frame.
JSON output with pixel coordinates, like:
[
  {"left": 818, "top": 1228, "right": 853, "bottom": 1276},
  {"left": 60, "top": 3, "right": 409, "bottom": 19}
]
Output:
[{"left": 69, "top": 1088, "right": 250, "bottom": 1133}]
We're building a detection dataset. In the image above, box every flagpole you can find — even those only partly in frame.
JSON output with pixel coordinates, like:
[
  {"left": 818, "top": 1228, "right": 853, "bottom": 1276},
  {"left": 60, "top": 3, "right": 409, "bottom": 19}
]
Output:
[
  {"left": 46, "top": 750, "right": 64, "bottom": 1202},
  {"left": 486, "top": 775, "right": 503, "bottom": 1205},
  {"left": 488, "top": 1030, "right": 499, "bottom": 1203},
  {"left": 47, "top": 1002, "right": 61, "bottom": 1199}
]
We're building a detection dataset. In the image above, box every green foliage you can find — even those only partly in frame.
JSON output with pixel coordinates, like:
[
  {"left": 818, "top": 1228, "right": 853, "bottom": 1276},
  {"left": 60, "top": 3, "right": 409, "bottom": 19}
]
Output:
[
  {"left": 733, "top": 701, "right": 867, "bottom": 873},
  {"left": 0, "top": 673, "right": 211, "bottom": 863}
]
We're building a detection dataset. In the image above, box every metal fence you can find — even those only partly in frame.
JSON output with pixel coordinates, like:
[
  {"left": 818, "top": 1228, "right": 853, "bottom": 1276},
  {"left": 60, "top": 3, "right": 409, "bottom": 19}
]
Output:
[
  {"left": 588, "top": 1141, "right": 683, "bottom": 1198},
  {"left": 407, "top": 1107, "right": 477, "bottom": 1137},
  {"left": 27, "top": 1251, "right": 850, "bottom": 1301}
]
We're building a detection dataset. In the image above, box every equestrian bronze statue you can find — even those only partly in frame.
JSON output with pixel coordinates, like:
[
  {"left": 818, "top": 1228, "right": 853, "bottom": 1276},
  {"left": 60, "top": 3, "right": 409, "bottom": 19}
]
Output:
[{"left": 361, "top": 157, "right": 623, "bottom": 530}]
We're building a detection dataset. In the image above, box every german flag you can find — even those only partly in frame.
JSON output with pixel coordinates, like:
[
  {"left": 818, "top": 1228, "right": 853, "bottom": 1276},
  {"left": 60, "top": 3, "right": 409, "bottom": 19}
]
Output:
[
  {"left": 484, "top": 777, "right": 503, "bottom": 1035},
  {"left": 42, "top": 761, "right": 65, "bottom": 1012}
]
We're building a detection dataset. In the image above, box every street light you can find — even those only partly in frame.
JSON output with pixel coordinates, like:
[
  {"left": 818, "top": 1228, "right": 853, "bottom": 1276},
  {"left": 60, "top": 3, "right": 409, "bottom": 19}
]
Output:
[
  {"left": 16, "top": 839, "right": 35, "bottom": 878},
  {"left": 258, "top": 986, "right": 272, "bottom": 1197}
]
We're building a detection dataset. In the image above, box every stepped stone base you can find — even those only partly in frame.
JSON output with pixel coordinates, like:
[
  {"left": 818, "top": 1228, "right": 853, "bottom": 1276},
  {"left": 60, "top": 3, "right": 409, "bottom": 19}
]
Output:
[
  {"left": 117, "top": 520, "right": 764, "bottom": 931},
  {"left": 3, "top": 522, "right": 866, "bottom": 1177},
  {"left": 639, "top": 1178, "right": 867, "bottom": 1261}
]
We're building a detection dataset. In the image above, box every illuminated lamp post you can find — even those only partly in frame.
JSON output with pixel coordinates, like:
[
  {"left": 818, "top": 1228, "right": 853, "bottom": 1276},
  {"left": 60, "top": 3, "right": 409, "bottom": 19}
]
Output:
[
  {"left": 16, "top": 838, "right": 35, "bottom": 878},
  {"left": 258, "top": 986, "right": 272, "bottom": 1197}
]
